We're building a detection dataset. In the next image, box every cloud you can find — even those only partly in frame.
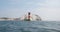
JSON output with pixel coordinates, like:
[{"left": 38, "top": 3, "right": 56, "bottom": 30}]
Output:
[
  {"left": 0, "top": 0, "right": 60, "bottom": 21},
  {"left": 35, "top": 0, "right": 60, "bottom": 8},
  {"left": 27, "top": 0, "right": 60, "bottom": 21},
  {"left": 8, "top": 0, "right": 60, "bottom": 21},
  {"left": 31, "top": 7, "right": 60, "bottom": 21}
]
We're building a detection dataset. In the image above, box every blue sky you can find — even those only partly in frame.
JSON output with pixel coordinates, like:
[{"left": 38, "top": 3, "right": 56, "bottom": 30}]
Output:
[{"left": 0, "top": 0, "right": 60, "bottom": 21}]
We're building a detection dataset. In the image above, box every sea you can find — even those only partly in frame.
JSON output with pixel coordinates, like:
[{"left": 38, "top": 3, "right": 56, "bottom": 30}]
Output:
[{"left": 0, "top": 20, "right": 60, "bottom": 32}]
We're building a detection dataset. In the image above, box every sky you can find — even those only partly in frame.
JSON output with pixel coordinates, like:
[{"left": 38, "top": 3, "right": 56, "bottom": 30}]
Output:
[{"left": 0, "top": 0, "right": 60, "bottom": 21}]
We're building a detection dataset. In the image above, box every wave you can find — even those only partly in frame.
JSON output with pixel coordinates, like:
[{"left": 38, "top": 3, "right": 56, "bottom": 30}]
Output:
[{"left": 0, "top": 21, "right": 60, "bottom": 32}]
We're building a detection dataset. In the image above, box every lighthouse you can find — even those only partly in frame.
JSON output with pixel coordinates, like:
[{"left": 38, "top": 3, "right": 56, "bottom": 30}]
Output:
[{"left": 27, "top": 12, "right": 31, "bottom": 21}]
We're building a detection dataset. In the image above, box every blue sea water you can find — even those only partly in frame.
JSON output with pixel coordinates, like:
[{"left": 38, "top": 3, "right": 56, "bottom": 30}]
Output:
[{"left": 0, "top": 21, "right": 60, "bottom": 32}]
